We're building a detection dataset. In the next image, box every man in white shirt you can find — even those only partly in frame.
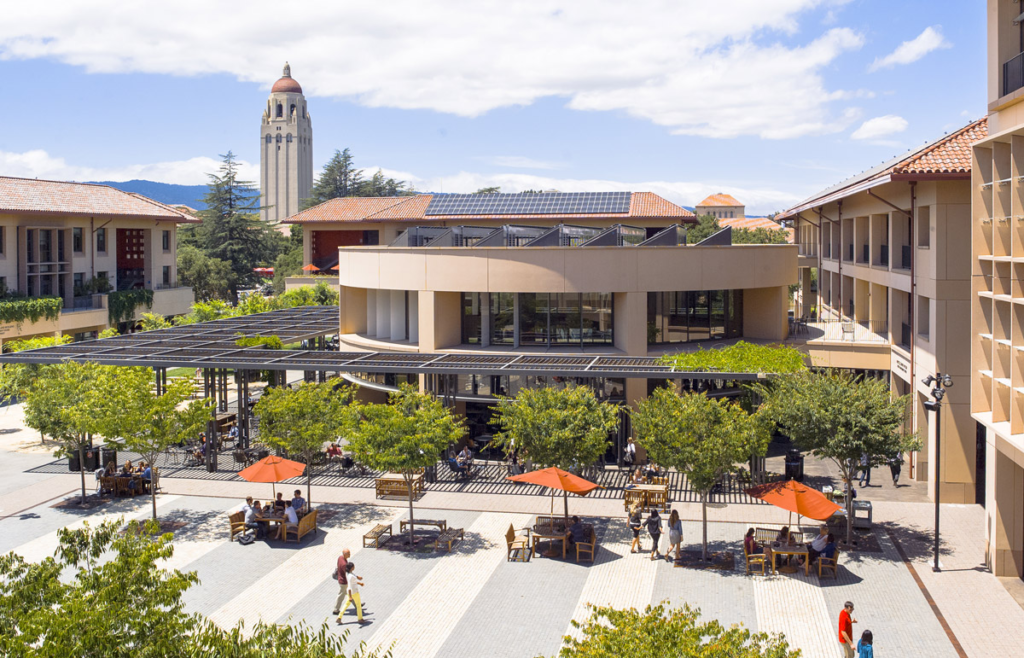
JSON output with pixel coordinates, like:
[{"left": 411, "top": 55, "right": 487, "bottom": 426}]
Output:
[
  {"left": 277, "top": 501, "right": 299, "bottom": 540},
  {"left": 808, "top": 525, "right": 829, "bottom": 562}
]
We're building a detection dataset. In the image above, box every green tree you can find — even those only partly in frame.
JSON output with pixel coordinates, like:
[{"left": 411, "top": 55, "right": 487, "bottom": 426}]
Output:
[
  {"left": 0, "top": 335, "right": 72, "bottom": 407},
  {"left": 197, "top": 152, "right": 269, "bottom": 300},
  {"left": 92, "top": 368, "right": 210, "bottom": 520},
  {"left": 23, "top": 361, "right": 108, "bottom": 504},
  {"left": 302, "top": 148, "right": 364, "bottom": 209},
  {"left": 272, "top": 247, "right": 304, "bottom": 294},
  {"left": 633, "top": 388, "right": 770, "bottom": 560},
  {"left": 733, "top": 226, "right": 790, "bottom": 244},
  {"left": 0, "top": 519, "right": 386, "bottom": 657},
  {"left": 255, "top": 381, "right": 356, "bottom": 506},
  {"left": 473, "top": 186, "right": 501, "bottom": 194},
  {"left": 139, "top": 312, "right": 173, "bottom": 331},
  {"left": 559, "top": 603, "right": 798, "bottom": 658},
  {"left": 177, "top": 244, "right": 235, "bottom": 302},
  {"left": 686, "top": 214, "right": 720, "bottom": 243},
  {"left": 756, "top": 369, "right": 921, "bottom": 544},
  {"left": 347, "top": 384, "right": 465, "bottom": 546},
  {"left": 359, "top": 169, "right": 407, "bottom": 197}
]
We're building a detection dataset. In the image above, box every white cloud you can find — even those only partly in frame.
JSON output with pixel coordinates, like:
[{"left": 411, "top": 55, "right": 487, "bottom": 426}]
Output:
[
  {"left": 477, "top": 156, "right": 565, "bottom": 170},
  {"left": 850, "top": 115, "right": 908, "bottom": 140},
  {"left": 869, "top": 26, "right": 949, "bottom": 72},
  {"left": 0, "top": 1, "right": 864, "bottom": 139},
  {"left": 0, "top": 149, "right": 258, "bottom": 184}
]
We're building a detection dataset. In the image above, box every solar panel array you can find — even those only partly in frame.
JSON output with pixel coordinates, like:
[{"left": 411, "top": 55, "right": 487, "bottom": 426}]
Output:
[{"left": 425, "top": 192, "right": 631, "bottom": 216}]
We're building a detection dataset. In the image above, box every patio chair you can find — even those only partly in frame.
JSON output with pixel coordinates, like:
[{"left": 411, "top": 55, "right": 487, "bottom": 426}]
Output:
[
  {"left": 818, "top": 550, "right": 840, "bottom": 579},
  {"left": 232, "top": 450, "right": 249, "bottom": 468},
  {"left": 623, "top": 489, "right": 645, "bottom": 512},
  {"left": 744, "top": 543, "right": 767, "bottom": 575},
  {"left": 447, "top": 459, "right": 472, "bottom": 479},
  {"left": 506, "top": 523, "right": 531, "bottom": 562}
]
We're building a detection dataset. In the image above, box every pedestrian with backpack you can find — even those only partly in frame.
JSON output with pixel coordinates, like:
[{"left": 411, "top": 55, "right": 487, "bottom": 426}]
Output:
[{"left": 646, "top": 508, "right": 663, "bottom": 560}]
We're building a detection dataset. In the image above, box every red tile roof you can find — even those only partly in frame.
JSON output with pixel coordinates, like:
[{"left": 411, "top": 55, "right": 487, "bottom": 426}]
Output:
[
  {"left": 285, "top": 192, "right": 695, "bottom": 224},
  {"left": 0, "top": 176, "right": 198, "bottom": 222},
  {"left": 894, "top": 117, "right": 987, "bottom": 175},
  {"left": 696, "top": 193, "right": 742, "bottom": 207},
  {"left": 720, "top": 216, "right": 783, "bottom": 231}
]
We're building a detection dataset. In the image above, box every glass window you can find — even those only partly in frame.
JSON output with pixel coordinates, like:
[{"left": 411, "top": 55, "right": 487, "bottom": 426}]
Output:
[
  {"left": 162, "top": 266, "right": 171, "bottom": 286},
  {"left": 581, "top": 293, "right": 613, "bottom": 344},
  {"left": 461, "top": 293, "right": 482, "bottom": 345},
  {"left": 96, "top": 228, "right": 107, "bottom": 253},
  {"left": 709, "top": 290, "right": 726, "bottom": 339},
  {"left": 490, "top": 293, "right": 515, "bottom": 345},
  {"left": 549, "top": 293, "right": 580, "bottom": 345},
  {"left": 73, "top": 272, "right": 84, "bottom": 292},
  {"left": 39, "top": 230, "right": 52, "bottom": 263},
  {"left": 73, "top": 227, "right": 83, "bottom": 253},
  {"left": 647, "top": 290, "right": 743, "bottom": 345},
  {"left": 518, "top": 293, "right": 549, "bottom": 346},
  {"left": 162, "top": 230, "right": 170, "bottom": 251}
]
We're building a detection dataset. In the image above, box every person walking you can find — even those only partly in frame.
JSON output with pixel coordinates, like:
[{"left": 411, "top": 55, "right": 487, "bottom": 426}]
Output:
[
  {"left": 331, "top": 548, "right": 351, "bottom": 617},
  {"left": 666, "top": 509, "right": 683, "bottom": 562},
  {"left": 838, "top": 601, "right": 857, "bottom": 658},
  {"left": 336, "top": 561, "right": 367, "bottom": 625},
  {"left": 627, "top": 502, "right": 643, "bottom": 553},
  {"left": 858, "top": 454, "right": 871, "bottom": 487},
  {"left": 889, "top": 452, "right": 903, "bottom": 486},
  {"left": 646, "top": 508, "right": 663, "bottom": 560},
  {"left": 856, "top": 630, "right": 873, "bottom": 658}
]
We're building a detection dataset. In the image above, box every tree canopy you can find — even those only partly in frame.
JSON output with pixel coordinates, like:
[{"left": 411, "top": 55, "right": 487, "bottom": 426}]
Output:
[
  {"left": 490, "top": 385, "right": 619, "bottom": 471},
  {"left": 302, "top": 148, "right": 409, "bottom": 210},
  {"left": 687, "top": 214, "right": 790, "bottom": 245},
  {"left": 559, "top": 603, "right": 798, "bottom": 658},
  {"left": 633, "top": 387, "right": 771, "bottom": 560},
  {"left": 658, "top": 341, "right": 806, "bottom": 374},
  {"left": 255, "top": 381, "right": 356, "bottom": 505},
  {"left": 756, "top": 369, "right": 921, "bottom": 543}
]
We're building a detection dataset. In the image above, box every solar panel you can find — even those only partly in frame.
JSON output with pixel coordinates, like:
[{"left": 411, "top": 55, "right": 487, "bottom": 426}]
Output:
[{"left": 425, "top": 192, "right": 631, "bottom": 216}]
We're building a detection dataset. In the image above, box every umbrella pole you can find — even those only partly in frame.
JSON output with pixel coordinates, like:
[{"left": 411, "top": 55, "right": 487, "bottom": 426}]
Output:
[{"left": 563, "top": 490, "right": 569, "bottom": 525}]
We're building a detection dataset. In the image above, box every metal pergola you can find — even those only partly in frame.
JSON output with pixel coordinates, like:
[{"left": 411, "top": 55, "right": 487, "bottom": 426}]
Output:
[{"left": 0, "top": 305, "right": 767, "bottom": 470}]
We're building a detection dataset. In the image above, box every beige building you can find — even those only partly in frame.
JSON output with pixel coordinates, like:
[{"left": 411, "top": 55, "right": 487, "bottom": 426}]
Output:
[
  {"left": 780, "top": 117, "right": 986, "bottom": 505},
  {"left": 261, "top": 63, "right": 313, "bottom": 224},
  {"left": 696, "top": 193, "right": 744, "bottom": 219},
  {"left": 0, "top": 176, "right": 196, "bottom": 347},
  {"left": 971, "top": 0, "right": 1024, "bottom": 580},
  {"left": 289, "top": 192, "right": 796, "bottom": 457}
]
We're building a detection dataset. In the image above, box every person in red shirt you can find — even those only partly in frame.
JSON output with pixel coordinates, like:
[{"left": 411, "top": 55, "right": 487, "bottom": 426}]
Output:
[
  {"left": 331, "top": 548, "right": 351, "bottom": 616},
  {"left": 838, "top": 601, "right": 857, "bottom": 658}
]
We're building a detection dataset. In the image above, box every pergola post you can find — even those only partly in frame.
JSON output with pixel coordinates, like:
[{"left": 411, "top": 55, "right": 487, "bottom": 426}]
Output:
[{"left": 239, "top": 369, "right": 250, "bottom": 450}]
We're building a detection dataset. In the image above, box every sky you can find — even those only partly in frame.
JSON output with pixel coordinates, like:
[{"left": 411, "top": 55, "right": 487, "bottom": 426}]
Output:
[{"left": 0, "top": 0, "right": 986, "bottom": 215}]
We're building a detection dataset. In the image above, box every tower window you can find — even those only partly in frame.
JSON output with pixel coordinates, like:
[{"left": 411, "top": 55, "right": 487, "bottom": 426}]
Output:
[
  {"left": 286, "top": 134, "right": 293, "bottom": 143},
  {"left": 265, "top": 135, "right": 271, "bottom": 144},
  {"left": 290, "top": 104, "right": 296, "bottom": 116},
  {"left": 276, "top": 103, "right": 283, "bottom": 118},
  {"left": 276, "top": 134, "right": 282, "bottom": 143}
]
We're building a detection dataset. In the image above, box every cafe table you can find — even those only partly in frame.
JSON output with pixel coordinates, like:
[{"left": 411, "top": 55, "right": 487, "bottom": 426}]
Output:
[
  {"left": 531, "top": 522, "right": 567, "bottom": 559},
  {"left": 255, "top": 511, "right": 287, "bottom": 538},
  {"left": 770, "top": 541, "right": 810, "bottom": 575}
]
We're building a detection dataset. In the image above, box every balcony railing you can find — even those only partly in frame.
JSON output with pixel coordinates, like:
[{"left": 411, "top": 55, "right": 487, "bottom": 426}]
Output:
[
  {"left": 798, "top": 243, "right": 818, "bottom": 258},
  {"left": 64, "top": 296, "right": 102, "bottom": 314},
  {"left": 880, "top": 244, "right": 889, "bottom": 266},
  {"left": 793, "top": 319, "right": 889, "bottom": 344},
  {"left": 1004, "top": 51, "right": 1024, "bottom": 97}
]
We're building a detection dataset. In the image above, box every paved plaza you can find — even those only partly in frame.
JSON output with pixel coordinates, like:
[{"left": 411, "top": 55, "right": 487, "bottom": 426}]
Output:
[{"left": 1, "top": 403, "right": 1023, "bottom": 657}]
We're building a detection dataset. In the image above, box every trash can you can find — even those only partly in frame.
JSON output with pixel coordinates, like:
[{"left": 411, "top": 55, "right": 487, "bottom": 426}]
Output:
[
  {"left": 99, "top": 446, "right": 117, "bottom": 469},
  {"left": 70, "top": 447, "right": 99, "bottom": 472},
  {"left": 424, "top": 463, "right": 437, "bottom": 483},
  {"left": 784, "top": 448, "right": 804, "bottom": 482}
]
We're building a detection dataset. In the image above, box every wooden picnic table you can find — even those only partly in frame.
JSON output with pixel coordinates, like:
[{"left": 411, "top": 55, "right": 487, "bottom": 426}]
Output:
[
  {"left": 531, "top": 525, "right": 567, "bottom": 559},
  {"left": 375, "top": 473, "right": 425, "bottom": 498},
  {"left": 770, "top": 541, "right": 809, "bottom": 575}
]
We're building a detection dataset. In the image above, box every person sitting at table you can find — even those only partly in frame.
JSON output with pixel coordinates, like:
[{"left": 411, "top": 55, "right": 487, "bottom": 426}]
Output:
[
  {"left": 228, "top": 425, "right": 239, "bottom": 441},
  {"left": 565, "top": 516, "right": 588, "bottom": 548},
  {"left": 820, "top": 533, "right": 837, "bottom": 561},
  {"left": 103, "top": 461, "right": 116, "bottom": 477},
  {"left": 457, "top": 445, "right": 473, "bottom": 466},
  {"left": 326, "top": 443, "right": 343, "bottom": 459},
  {"left": 630, "top": 468, "right": 645, "bottom": 486},
  {"left": 644, "top": 462, "right": 661, "bottom": 481},
  {"left": 277, "top": 501, "right": 299, "bottom": 540},
  {"left": 120, "top": 460, "right": 133, "bottom": 476},
  {"left": 744, "top": 527, "right": 765, "bottom": 556},
  {"left": 774, "top": 526, "right": 796, "bottom": 569},
  {"left": 140, "top": 463, "right": 153, "bottom": 493},
  {"left": 807, "top": 525, "right": 829, "bottom": 563},
  {"left": 291, "top": 489, "right": 306, "bottom": 515},
  {"left": 244, "top": 499, "right": 264, "bottom": 539},
  {"left": 274, "top": 492, "right": 286, "bottom": 511}
]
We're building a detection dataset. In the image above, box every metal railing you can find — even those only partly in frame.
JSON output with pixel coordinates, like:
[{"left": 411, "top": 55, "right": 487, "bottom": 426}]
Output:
[
  {"left": 900, "top": 322, "right": 912, "bottom": 350},
  {"left": 794, "top": 319, "right": 889, "bottom": 344},
  {"left": 64, "top": 296, "right": 102, "bottom": 313},
  {"left": 798, "top": 243, "right": 818, "bottom": 258},
  {"left": 1004, "top": 51, "right": 1024, "bottom": 97},
  {"left": 880, "top": 244, "right": 889, "bottom": 266}
]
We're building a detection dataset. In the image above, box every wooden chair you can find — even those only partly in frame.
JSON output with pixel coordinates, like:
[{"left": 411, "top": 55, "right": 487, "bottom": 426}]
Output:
[
  {"left": 623, "top": 489, "right": 645, "bottom": 512},
  {"left": 506, "top": 523, "right": 531, "bottom": 562},
  {"left": 114, "top": 478, "right": 134, "bottom": 498},
  {"left": 284, "top": 509, "right": 318, "bottom": 543},
  {"left": 646, "top": 489, "right": 669, "bottom": 512},
  {"left": 228, "top": 511, "right": 247, "bottom": 541},
  {"left": 818, "top": 550, "right": 840, "bottom": 579},
  {"left": 99, "top": 476, "right": 116, "bottom": 497},
  {"left": 575, "top": 526, "right": 597, "bottom": 563},
  {"left": 744, "top": 542, "right": 767, "bottom": 575},
  {"left": 651, "top": 476, "right": 669, "bottom": 486}
]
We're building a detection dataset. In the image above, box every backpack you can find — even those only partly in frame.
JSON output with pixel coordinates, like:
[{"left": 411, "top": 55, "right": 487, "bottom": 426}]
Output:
[{"left": 237, "top": 533, "right": 255, "bottom": 546}]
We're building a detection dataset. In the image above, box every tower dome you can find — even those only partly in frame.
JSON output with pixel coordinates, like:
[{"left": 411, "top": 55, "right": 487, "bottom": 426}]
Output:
[{"left": 271, "top": 62, "right": 302, "bottom": 94}]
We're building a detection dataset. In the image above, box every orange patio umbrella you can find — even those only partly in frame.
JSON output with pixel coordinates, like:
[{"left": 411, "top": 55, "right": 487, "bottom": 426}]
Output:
[
  {"left": 507, "top": 467, "right": 601, "bottom": 529},
  {"left": 744, "top": 479, "right": 842, "bottom": 522},
  {"left": 301, "top": 263, "right": 320, "bottom": 272},
  {"left": 238, "top": 455, "right": 306, "bottom": 499}
]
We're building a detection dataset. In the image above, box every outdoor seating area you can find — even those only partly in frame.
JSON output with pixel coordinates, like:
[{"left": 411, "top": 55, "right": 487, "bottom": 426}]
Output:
[{"left": 375, "top": 473, "right": 424, "bottom": 499}]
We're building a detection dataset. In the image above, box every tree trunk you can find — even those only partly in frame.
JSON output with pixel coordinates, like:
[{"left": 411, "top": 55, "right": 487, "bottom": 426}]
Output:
[
  {"left": 406, "top": 472, "right": 416, "bottom": 546},
  {"left": 845, "top": 475, "right": 853, "bottom": 545},
  {"left": 306, "top": 464, "right": 313, "bottom": 509},
  {"left": 701, "top": 492, "right": 709, "bottom": 562},
  {"left": 78, "top": 443, "right": 88, "bottom": 505}
]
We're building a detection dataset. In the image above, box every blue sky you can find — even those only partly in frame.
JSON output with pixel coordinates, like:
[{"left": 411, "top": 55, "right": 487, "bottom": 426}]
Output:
[{"left": 0, "top": 0, "right": 986, "bottom": 215}]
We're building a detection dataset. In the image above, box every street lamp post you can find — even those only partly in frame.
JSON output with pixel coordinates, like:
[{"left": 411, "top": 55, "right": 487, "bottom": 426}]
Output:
[{"left": 922, "top": 372, "right": 953, "bottom": 573}]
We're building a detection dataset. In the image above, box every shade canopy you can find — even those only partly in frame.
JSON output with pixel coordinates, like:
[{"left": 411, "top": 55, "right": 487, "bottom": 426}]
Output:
[
  {"left": 506, "top": 467, "right": 600, "bottom": 495},
  {"left": 238, "top": 455, "right": 305, "bottom": 483},
  {"left": 300, "top": 263, "right": 320, "bottom": 272},
  {"left": 744, "top": 479, "right": 842, "bottom": 521}
]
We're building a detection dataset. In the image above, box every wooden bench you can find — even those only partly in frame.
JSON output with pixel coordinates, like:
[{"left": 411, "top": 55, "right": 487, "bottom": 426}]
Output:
[
  {"left": 228, "top": 511, "right": 247, "bottom": 541},
  {"left": 433, "top": 527, "right": 465, "bottom": 552},
  {"left": 400, "top": 518, "right": 447, "bottom": 533},
  {"left": 506, "top": 523, "right": 531, "bottom": 562},
  {"left": 283, "top": 509, "right": 317, "bottom": 543},
  {"left": 754, "top": 527, "right": 804, "bottom": 546},
  {"left": 363, "top": 523, "right": 392, "bottom": 548},
  {"left": 818, "top": 549, "right": 841, "bottom": 579},
  {"left": 574, "top": 526, "right": 597, "bottom": 563},
  {"left": 375, "top": 474, "right": 425, "bottom": 499}
]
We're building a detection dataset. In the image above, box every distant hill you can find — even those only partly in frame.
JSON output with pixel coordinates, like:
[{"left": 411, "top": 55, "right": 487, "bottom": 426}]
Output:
[{"left": 87, "top": 180, "right": 210, "bottom": 210}]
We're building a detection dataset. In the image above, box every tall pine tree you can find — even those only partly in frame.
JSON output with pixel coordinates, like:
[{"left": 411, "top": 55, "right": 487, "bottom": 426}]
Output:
[
  {"left": 198, "top": 152, "right": 268, "bottom": 301},
  {"left": 301, "top": 148, "right": 408, "bottom": 209}
]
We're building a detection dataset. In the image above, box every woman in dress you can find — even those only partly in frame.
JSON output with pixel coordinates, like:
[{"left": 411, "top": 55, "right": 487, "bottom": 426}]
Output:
[{"left": 666, "top": 509, "right": 683, "bottom": 562}]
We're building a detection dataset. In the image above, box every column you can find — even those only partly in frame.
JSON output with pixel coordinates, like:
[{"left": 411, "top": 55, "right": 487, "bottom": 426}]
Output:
[
  {"left": 408, "top": 292, "right": 419, "bottom": 344},
  {"left": 376, "top": 290, "right": 391, "bottom": 339},
  {"left": 366, "top": 289, "right": 377, "bottom": 336},
  {"left": 390, "top": 290, "right": 406, "bottom": 341}
]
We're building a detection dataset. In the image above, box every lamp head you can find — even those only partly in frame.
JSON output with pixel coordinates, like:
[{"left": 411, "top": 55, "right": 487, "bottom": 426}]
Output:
[
  {"left": 932, "top": 387, "right": 945, "bottom": 402},
  {"left": 922, "top": 375, "right": 936, "bottom": 386},
  {"left": 923, "top": 398, "right": 940, "bottom": 412},
  {"left": 941, "top": 374, "right": 954, "bottom": 388}
]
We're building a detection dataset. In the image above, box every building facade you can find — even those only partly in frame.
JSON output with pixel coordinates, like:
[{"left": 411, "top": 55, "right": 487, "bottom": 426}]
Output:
[
  {"left": 971, "top": 0, "right": 1024, "bottom": 579},
  {"left": 780, "top": 118, "right": 986, "bottom": 505},
  {"left": 695, "top": 193, "right": 744, "bottom": 219},
  {"left": 260, "top": 63, "right": 313, "bottom": 224},
  {"left": 0, "top": 176, "right": 196, "bottom": 347}
]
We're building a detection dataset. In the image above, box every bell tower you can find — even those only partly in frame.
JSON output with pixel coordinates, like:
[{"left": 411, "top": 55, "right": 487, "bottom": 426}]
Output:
[{"left": 260, "top": 62, "right": 313, "bottom": 223}]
